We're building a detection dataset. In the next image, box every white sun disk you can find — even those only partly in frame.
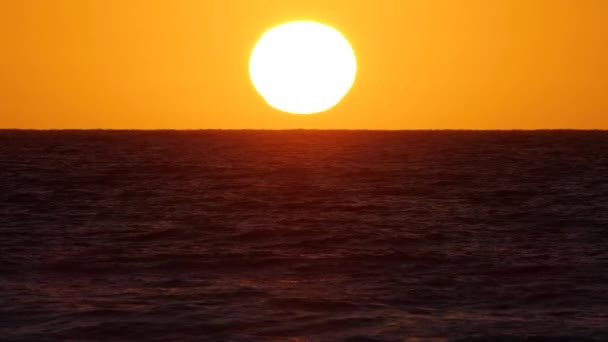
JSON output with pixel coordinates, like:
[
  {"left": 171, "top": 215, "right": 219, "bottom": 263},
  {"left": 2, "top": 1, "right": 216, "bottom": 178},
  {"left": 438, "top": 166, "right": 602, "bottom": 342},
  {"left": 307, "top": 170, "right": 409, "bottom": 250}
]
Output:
[{"left": 249, "top": 21, "right": 357, "bottom": 114}]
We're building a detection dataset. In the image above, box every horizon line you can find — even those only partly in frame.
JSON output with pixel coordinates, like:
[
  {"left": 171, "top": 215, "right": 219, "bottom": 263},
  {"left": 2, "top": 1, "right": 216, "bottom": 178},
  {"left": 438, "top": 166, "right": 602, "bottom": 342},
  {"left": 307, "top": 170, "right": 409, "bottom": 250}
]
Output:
[{"left": 1, "top": 128, "right": 607, "bottom": 132}]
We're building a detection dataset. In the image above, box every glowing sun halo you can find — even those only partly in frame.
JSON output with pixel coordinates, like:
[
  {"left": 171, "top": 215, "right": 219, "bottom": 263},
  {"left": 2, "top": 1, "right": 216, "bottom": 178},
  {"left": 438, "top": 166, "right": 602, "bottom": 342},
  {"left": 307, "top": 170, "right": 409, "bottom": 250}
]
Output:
[{"left": 249, "top": 21, "right": 357, "bottom": 115}]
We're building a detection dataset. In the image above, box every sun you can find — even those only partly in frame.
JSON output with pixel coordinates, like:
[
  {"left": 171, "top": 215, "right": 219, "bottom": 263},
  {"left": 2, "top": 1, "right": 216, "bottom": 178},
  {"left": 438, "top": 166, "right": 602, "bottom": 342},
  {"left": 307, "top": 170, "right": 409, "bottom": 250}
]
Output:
[{"left": 249, "top": 21, "right": 357, "bottom": 115}]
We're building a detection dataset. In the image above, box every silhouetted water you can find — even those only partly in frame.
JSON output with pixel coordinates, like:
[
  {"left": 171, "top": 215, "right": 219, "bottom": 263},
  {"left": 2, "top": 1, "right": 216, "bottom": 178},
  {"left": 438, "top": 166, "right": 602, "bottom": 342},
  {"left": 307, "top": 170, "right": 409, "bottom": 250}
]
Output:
[{"left": 1, "top": 130, "right": 607, "bottom": 341}]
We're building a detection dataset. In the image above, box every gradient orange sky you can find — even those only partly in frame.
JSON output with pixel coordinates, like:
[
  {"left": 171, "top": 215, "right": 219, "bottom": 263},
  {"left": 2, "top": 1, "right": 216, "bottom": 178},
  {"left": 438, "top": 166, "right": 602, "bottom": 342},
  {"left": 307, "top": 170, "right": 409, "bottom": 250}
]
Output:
[{"left": 2, "top": 0, "right": 607, "bottom": 129}]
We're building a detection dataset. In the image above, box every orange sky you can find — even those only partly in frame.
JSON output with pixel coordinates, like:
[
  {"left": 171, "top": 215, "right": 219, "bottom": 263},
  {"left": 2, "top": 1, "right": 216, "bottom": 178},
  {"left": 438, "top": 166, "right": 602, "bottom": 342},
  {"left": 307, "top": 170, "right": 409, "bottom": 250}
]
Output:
[{"left": 2, "top": 0, "right": 607, "bottom": 129}]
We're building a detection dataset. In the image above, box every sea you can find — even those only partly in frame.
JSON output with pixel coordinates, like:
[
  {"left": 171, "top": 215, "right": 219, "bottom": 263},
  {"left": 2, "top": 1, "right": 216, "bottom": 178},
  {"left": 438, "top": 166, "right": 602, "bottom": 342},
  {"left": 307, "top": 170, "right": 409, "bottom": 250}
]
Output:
[{"left": 1, "top": 130, "right": 607, "bottom": 341}]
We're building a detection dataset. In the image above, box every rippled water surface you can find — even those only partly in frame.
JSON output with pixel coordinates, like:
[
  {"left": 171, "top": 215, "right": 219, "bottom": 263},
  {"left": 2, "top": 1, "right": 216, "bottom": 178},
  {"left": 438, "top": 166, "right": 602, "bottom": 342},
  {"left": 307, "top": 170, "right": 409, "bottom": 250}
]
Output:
[{"left": 1, "top": 130, "right": 607, "bottom": 341}]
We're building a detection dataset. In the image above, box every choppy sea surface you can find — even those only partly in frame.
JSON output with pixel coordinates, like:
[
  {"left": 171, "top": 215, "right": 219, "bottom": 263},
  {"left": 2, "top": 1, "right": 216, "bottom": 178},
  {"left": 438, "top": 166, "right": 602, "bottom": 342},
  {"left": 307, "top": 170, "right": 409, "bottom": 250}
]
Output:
[{"left": 1, "top": 130, "right": 607, "bottom": 341}]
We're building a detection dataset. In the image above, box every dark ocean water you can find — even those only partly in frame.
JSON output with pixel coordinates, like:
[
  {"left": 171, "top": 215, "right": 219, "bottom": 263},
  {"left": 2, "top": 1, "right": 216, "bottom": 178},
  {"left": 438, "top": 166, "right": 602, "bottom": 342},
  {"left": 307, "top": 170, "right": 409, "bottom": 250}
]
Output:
[{"left": 1, "top": 130, "right": 607, "bottom": 341}]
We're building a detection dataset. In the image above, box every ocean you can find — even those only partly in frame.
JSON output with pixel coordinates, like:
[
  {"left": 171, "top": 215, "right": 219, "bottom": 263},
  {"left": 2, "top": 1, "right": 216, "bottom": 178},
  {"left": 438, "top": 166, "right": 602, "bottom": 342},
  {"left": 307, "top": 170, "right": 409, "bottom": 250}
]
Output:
[{"left": 1, "top": 130, "right": 607, "bottom": 341}]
